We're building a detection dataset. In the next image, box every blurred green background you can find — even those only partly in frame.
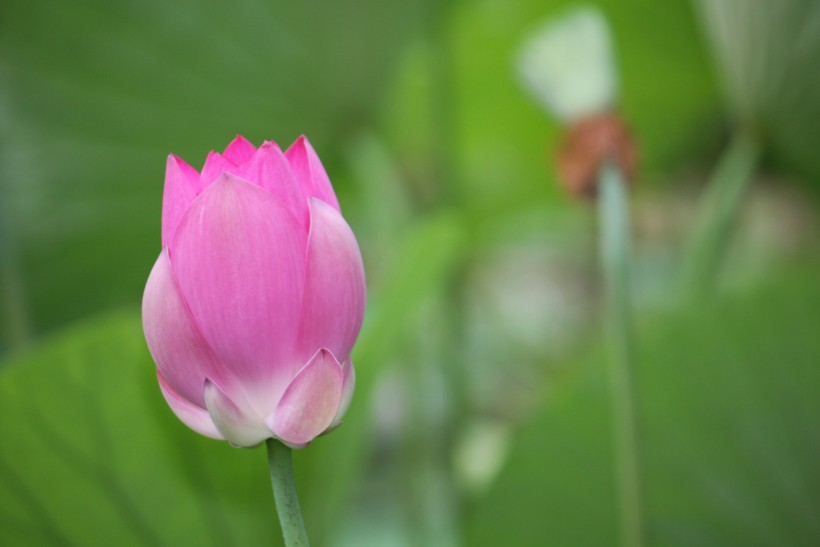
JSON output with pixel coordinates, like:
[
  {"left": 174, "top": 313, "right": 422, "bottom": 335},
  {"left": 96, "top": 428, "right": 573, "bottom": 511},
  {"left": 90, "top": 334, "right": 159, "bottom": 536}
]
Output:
[{"left": 1, "top": 0, "right": 818, "bottom": 545}]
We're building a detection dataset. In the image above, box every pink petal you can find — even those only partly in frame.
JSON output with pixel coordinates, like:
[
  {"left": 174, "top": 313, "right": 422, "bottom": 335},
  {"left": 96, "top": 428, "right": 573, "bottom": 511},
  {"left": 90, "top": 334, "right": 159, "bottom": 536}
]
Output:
[
  {"left": 204, "top": 379, "right": 270, "bottom": 447},
  {"left": 169, "top": 173, "right": 307, "bottom": 410},
  {"left": 199, "top": 151, "right": 236, "bottom": 190},
  {"left": 142, "top": 250, "right": 230, "bottom": 408},
  {"left": 222, "top": 135, "right": 257, "bottom": 165},
  {"left": 236, "top": 141, "right": 308, "bottom": 228},
  {"left": 161, "top": 155, "right": 200, "bottom": 247},
  {"left": 157, "top": 370, "right": 223, "bottom": 440},
  {"left": 267, "top": 349, "right": 344, "bottom": 447},
  {"left": 285, "top": 135, "right": 341, "bottom": 212},
  {"left": 296, "top": 198, "right": 366, "bottom": 365},
  {"left": 331, "top": 359, "right": 356, "bottom": 427}
]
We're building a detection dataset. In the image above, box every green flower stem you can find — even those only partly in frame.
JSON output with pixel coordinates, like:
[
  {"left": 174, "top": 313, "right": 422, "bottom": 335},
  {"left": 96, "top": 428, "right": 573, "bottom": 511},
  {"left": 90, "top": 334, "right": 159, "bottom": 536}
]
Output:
[
  {"left": 597, "top": 163, "right": 644, "bottom": 547},
  {"left": 266, "top": 439, "right": 309, "bottom": 547},
  {"left": 682, "top": 130, "right": 760, "bottom": 296}
]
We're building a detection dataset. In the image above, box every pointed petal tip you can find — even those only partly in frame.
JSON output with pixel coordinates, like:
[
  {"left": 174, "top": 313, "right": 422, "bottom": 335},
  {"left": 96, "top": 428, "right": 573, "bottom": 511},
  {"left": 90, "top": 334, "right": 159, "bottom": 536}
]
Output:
[
  {"left": 165, "top": 153, "right": 200, "bottom": 183},
  {"left": 285, "top": 135, "right": 306, "bottom": 157},
  {"left": 205, "top": 150, "right": 236, "bottom": 166},
  {"left": 293, "top": 134, "right": 308, "bottom": 148},
  {"left": 307, "top": 195, "right": 335, "bottom": 213},
  {"left": 228, "top": 134, "right": 255, "bottom": 147},
  {"left": 223, "top": 135, "right": 258, "bottom": 165},
  {"left": 258, "top": 140, "right": 283, "bottom": 153},
  {"left": 210, "top": 169, "right": 245, "bottom": 186},
  {"left": 317, "top": 347, "right": 342, "bottom": 367},
  {"left": 200, "top": 150, "right": 238, "bottom": 188},
  {"left": 168, "top": 153, "right": 194, "bottom": 166},
  {"left": 284, "top": 135, "right": 340, "bottom": 211},
  {"left": 267, "top": 349, "right": 345, "bottom": 446},
  {"left": 164, "top": 154, "right": 206, "bottom": 222}
]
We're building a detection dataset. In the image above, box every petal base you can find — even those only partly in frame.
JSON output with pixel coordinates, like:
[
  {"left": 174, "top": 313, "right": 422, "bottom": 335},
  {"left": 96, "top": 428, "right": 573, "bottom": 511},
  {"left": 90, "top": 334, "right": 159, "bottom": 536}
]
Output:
[
  {"left": 158, "top": 371, "right": 223, "bottom": 440},
  {"left": 204, "top": 379, "right": 270, "bottom": 447}
]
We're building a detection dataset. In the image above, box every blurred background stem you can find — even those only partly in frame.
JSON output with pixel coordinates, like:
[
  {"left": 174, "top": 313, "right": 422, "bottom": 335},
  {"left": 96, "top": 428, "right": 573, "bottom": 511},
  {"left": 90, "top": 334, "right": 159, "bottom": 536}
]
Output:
[
  {"left": 597, "top": 163, "right": 644, "bottom": 547},
  {"left": 682, "top": 129, "right": 760, "bottom": 297},
  {"left": 400, "top": 2, "right": 465, "bottom": 544}
]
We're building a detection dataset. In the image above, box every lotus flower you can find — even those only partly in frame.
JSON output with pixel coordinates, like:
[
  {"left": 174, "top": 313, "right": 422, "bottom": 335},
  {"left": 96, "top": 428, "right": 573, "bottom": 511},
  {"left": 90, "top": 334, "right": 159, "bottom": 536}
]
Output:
[{"left": 142, "top": 135, "right": 365, "bottom": 448}]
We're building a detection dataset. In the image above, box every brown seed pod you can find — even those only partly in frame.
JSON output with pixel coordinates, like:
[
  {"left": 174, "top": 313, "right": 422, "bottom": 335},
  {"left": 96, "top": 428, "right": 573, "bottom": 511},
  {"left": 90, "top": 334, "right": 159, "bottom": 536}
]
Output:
[{"left": 555, "top": 111, "right": 637, "bottom": 198}]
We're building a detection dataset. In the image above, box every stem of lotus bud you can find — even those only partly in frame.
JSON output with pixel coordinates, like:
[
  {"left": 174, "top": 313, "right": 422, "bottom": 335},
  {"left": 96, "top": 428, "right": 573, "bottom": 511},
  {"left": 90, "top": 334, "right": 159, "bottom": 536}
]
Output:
[
  {"left": 681, "top": 129, "right": 760, "bottom": 296},
  {"left": 597, "top": 162, "right": 644, "bottom": 547},
  {"left": 266, "top": 439, "right": 309, "bottom": 547}
]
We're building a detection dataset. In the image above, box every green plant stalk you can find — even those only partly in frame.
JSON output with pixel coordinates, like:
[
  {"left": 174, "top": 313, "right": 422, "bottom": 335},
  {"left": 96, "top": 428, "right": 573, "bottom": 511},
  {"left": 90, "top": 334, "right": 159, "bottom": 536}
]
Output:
[
  {"left": 266, "top": 439, "right": 310, "bottom": 547},
  {"left": 598, "top": 163, "right": 644, "bottom": 547},
  {"left": 682, "top": 130, "right": 760, "bottom": 296}
]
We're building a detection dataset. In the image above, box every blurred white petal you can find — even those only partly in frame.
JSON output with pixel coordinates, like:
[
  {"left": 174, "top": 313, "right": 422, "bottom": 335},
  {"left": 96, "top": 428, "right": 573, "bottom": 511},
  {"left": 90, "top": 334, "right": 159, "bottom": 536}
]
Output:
[{"left": 516, "top": 6, "right": 618, "bottom": 122}]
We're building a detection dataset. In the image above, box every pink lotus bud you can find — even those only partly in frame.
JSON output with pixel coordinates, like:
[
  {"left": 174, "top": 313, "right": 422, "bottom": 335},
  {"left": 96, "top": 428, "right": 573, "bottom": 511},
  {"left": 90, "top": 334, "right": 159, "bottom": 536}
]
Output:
[{"left": 142, "top": 136, "right": 365, "bottom": 448}]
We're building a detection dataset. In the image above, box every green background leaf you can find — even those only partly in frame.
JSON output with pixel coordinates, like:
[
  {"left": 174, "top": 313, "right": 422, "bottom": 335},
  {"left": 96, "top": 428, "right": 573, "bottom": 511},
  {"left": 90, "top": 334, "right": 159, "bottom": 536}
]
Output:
[
  {"left": 465, "top": 263, "right": 820, "bottom": 546},
  {"left": 0, "top": 0, "right": 430, "bottom": 340},
  {"left": 0, "top": 311, "right": 279, "bottom": 546}
]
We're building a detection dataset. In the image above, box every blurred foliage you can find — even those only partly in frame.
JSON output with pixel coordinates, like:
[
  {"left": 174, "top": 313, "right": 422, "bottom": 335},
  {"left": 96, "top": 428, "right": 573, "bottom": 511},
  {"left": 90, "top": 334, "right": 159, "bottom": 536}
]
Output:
[
  {"left": 0, "top": 0, "right": 432, "bottom": 344},
  {"left": 0, "top": 206, "right": 465, "bottom": 546},
  {"left": 465, "top": 262, "right": 820, "bottom": 546},
  {"left": 694, "top": 0, "right": 820, "bottom": 183},
  {"left": 4, "top": 258, "right": 817, "bottom": 546},
  {"left": 0, "top": 311, "right": 280, "bottom": 546},
  {"left": 445, "top": 0, "right": 719, "bottom": 215},
  {"left": 298, "top": 210, "right": 466, "bottom": 546},
  {"left": 1, "top": 0, "right": 819, "bottom": 545}
]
